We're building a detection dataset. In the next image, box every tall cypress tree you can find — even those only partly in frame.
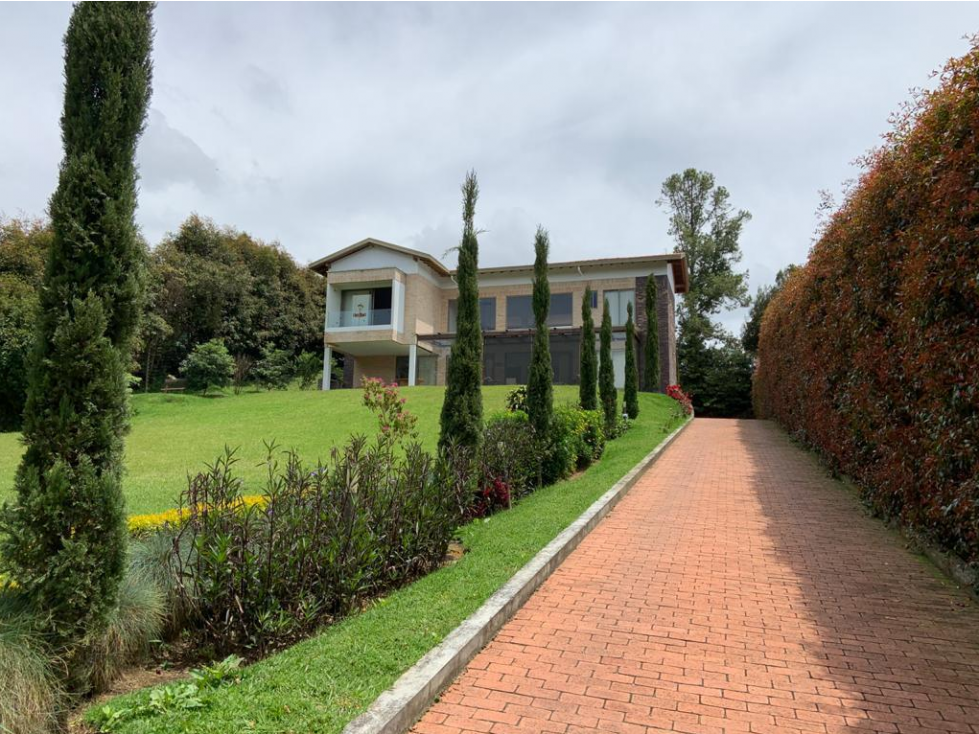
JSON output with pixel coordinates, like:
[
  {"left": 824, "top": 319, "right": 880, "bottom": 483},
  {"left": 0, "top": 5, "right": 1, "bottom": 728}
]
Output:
[
  {"left": 643, "top": 275, "right": 660, "bottom": 391},
  {"left": 526, "top": 226, "right": 553, "bottom": 437},
  {"left": 0, "top": 2, "right": 153, "bottom": 679},
  {"left": 599, "top": 298, "right": 617, "bottom": 433},
  {"left": 579, "top": 286, "right": 597, "bottom": 410},
  {"left": 439, "top": 171, "right": 483, "bottom": 453},
  {"left": 624, "top": 302, "right": 639, "bottom": 419}
]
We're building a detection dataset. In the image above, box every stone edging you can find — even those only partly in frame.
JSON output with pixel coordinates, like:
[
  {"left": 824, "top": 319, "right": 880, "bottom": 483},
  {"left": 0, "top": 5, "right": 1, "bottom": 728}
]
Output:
[{"left": 343, "top": 416, "right": 694, "bottom": 734}]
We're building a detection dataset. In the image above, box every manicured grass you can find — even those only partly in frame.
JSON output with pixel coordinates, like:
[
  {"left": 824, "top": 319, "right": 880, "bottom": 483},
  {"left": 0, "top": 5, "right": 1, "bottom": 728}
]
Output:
[
  {"left": 91, "top": 392, "right": 682, "bottom": 734},
  {"left": 0, "top": 386, "right": 555, "bottom": 516}
]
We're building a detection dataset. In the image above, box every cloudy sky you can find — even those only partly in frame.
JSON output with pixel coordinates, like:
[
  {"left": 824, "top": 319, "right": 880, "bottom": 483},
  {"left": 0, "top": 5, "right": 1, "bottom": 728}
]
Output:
[{"left": 2, "top": 2, "right": 977, "bottom": 332}]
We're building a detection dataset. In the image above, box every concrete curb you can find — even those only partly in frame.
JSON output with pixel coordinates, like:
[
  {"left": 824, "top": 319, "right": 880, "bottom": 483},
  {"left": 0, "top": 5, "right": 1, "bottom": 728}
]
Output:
[{"left": 343, "top": 416, "right": 693, "bottom": 734}]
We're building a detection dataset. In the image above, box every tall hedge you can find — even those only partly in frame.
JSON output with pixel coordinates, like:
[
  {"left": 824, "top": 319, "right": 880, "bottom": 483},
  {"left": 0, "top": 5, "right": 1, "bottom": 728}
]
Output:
[
  {"left": 754, "top": 45, "right": 979, "bottom": 568},
  {"left": 624, "top": 302, "right": 639, "bottom": 419},
  {"left": 526, "top": 226, "right": 553, "bottom": 438},
  {"left": 579, "top": 286, "right": 597, "bottom": 410},
  {"left": 439, "top": 171, "right": 483, "bottom": 453},
  {"left": 598, "top": 298, "right": 616, "bottom": 432},
  {"left": 0, "top": 2, "right": 154, "bottom": 682}
]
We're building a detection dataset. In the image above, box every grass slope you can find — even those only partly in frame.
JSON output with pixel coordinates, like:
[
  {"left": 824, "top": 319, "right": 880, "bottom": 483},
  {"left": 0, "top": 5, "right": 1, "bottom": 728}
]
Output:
[
  {"left": 0, "top": 386, "right": 537, "bottom": 515},
  {"left": 93, "top": 392, "right": 680, "bottom": 734}
]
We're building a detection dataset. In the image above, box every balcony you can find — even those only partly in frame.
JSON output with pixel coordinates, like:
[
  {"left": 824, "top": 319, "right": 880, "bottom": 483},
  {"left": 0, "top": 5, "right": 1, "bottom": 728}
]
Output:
[{"left": 327, "top": 308, "right": 392, "bottom": 329}]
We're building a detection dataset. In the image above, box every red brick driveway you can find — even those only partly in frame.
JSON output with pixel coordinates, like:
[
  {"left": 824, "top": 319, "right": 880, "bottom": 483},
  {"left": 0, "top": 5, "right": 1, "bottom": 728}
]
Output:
[{"left": 412, "top": 419, "right": 979, "bottom": 734}]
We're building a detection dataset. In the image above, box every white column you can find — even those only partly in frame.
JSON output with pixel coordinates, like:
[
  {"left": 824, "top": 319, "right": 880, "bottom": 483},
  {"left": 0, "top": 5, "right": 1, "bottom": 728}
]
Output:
[
  {"left": 408, "top": 343, "right": 417, "bottom": 387},
  {"left": 322, "top": 345, "right": 332, "bottom": 391}
]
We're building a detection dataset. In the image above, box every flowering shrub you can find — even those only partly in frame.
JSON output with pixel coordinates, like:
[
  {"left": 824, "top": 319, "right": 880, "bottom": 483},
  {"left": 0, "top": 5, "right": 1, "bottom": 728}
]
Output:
[
  {"left": 127, "top": 496, "right": 265, "bottom": 537},
  {"left": 666, "top": 384, "right": 693, "bottom": 416},
  {"left": 468, "top": 477, "right": 512, "bottom": 519},
  {"left": 754, "top": 43, "right": 979, "bottom": 568},
  {"left": 362, "top": 377, "right": 418, "bottom": 446},
  {"left": 505, "top": 386, "right": 528, "bottom": 413}
]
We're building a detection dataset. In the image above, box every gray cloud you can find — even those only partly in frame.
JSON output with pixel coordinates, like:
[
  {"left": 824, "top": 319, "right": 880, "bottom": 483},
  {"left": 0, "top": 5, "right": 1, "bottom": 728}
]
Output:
[{"left": 2, "top": 2, "right": 978, "bottom": 334}]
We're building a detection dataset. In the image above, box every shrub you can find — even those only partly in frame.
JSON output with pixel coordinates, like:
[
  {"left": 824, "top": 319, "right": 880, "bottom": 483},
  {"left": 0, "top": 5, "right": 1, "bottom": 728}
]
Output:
[
  {"left": 579, "top": 409, "right": 606, "bottom": 464},
  {"left": 232, "top": 353, "right": 253, "bottom": 395},
  {"left": 542, "top": 405, "right": 594, "bottom": 484},
  {"left": 505, "top": 386, "right": 528, "bottom": 413},
  {"left": 579, "top": 286, "right": 597, "bottom": 410},
  {"left": 295, "top": 351, "right": 321, "bottom": 390},
  {"left": 181, "top": 339, "right": 234, "bottom": 396},
  {"left": 252, "top": 344, "right": 294, "bottom": 391},
  {"left": 753, "top": 43, "right": 979, "bottom": 568},
  {"left": 482, "top": 411, "right": 540, "bottom": 500},
  {"left": 0, "top": 594, "right": 63, "bottom": 734}
]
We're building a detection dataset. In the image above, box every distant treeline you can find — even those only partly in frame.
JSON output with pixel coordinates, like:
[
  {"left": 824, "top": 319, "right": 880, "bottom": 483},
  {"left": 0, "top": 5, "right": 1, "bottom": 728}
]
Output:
[{"left": 0, "top": 214, "right": 324, "bottom": 429}]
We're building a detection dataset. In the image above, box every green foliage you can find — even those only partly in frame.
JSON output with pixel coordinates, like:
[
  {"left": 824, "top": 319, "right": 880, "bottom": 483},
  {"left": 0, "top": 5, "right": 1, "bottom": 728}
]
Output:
[
  {"left": 295, "top": 351, "right": 321, "bottom": 390},
  {"left": 144, "top": 215, "right": 324, "bottom": 384},
  {"left": 543, "top": 405, "right": 606, "bottom": 483},
  {"left": 741, "top": 265, "right": 797, "bottom": 355},
  {"left": 0, "top": 5, "right": 154, "bottom": 681},
  {"left": 755, "top": 43, "right": 979, "bottom": 567},
  {"left": 691, "top": 341, "right": 753, "bottom": 418},
  {"left": 482, "top": 411, "right": 540, "bottom": 499},
  {"left": 439, "top": 171, "right": 484, "bottom": 453},
  {"left": 189, "top": 655, "right": 244, "bottom": 688},
  {"left": 598, "top": 298, "right": 617, "bottom": 432},
  {"left": 252, "top": 343, "right": 294, "bottom": 391},
  {"left": 526, "top": 226, "right": 553, "bottom": 438},
  {"left": 579, "top": 286, "right": 597, "bottom": 410},
  {"left": 579, "top": 409, "right": 606, "bottom": 464},
  {"left": 0, "top": 593, "right": 63, "bottom": 734},
  {"left": 624, "top": 302, "right": 639, "bottom": 419},
  {"left": 643, "top": 275, "right": 659, "bottom": 392},
  {"left": 180, "top": 339, "right": 234, "bottom": 396},
  {"left": 505, "top": 386, "right": 528, "bottom": 413},
  {"left": 0, "top": 219, "right": 51, "bottom": 430}
]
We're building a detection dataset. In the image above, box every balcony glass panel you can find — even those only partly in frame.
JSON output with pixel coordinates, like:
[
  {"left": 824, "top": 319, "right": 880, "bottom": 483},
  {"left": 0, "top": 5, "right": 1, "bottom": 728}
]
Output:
[{"left": 327, "top": 308, "right": 392, "bottom": 328}]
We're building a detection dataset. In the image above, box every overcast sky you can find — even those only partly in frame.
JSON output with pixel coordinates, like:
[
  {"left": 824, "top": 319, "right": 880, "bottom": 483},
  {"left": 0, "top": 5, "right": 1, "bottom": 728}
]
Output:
[{"left": 2, "top": 2, "right": 977, "bottom": 332}]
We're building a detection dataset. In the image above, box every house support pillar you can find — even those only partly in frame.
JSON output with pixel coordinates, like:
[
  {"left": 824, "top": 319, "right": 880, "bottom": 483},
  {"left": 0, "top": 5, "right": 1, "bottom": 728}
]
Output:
[
  {"left": 322, "top": 345, "right": 332, "bottom": 391},
  {"left": 408, "top": 343, "right": 417, "bottom": 387}
]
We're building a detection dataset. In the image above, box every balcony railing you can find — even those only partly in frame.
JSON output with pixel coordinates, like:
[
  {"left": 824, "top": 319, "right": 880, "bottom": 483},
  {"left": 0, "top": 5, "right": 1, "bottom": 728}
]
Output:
[{"left": 327, "top": 308, "right": 392, "bottom": 328}]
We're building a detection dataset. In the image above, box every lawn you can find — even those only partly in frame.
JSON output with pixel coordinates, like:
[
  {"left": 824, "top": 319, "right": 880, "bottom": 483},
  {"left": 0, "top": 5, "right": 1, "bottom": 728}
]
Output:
[
  {"left": 0, "top": 386, "right": 553, "bottom": 516},
  {"left": 91, "top": 391, "right": 681, "bottom": 734}
]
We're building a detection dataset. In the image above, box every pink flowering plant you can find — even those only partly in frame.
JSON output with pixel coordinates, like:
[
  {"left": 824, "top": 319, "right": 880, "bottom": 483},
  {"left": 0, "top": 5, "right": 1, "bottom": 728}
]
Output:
[{"left": 362, "top": 377, "right": 418, "bottom": 448}]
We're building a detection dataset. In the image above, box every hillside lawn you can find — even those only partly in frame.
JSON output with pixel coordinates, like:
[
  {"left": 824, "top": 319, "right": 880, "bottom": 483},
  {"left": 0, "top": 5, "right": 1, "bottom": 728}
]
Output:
[
  {"left": 90, "top": 390, "right": 681, "bottom": 733},
  {"left": 0, "top": 385, "right": 557, "bottom": 516}
]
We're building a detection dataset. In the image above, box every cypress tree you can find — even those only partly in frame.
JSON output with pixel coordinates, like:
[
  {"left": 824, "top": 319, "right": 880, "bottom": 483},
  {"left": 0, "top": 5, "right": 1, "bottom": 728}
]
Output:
[
  {"left": 624, "top": 301, "right": 639, "bottom": 419},
  {"left": 599, "top": 297, "right": 617, "bottom": 433},
  {"left": 643, "top": 275, "right": 660, "bottom": 391},
  {"left": 579, "top": 286, "right": 597, "bottom": 410},
  {"left": 0, "top": 2, "right": 153, "bottom": 681},
  {"left": 438, "top": 171, "right": 483, "bottom": 453},
  {"left": 526, "top": 226, "right": 553, "bottom": 437}
]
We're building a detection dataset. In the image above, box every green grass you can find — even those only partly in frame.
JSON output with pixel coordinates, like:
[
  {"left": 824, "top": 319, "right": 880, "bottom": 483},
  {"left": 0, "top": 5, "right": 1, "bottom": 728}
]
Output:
[
  {"left": 0, "top": 386, "right": 537, "bottom": 516},
  {"left": 90, "top": 392, "right": 681, "bottom": 734}
]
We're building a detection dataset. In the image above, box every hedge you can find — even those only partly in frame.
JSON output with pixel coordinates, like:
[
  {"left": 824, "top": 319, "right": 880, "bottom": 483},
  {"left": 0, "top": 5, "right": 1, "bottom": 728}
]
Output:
[{"left": 753, "top": 44, "right": 979, "bottom": 568}]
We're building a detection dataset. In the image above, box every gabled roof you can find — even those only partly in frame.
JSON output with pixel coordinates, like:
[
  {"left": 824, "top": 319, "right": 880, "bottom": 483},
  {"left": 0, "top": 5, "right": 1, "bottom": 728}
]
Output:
[{"left": 308, "top": 237, "right": 450, "bottom": 277}]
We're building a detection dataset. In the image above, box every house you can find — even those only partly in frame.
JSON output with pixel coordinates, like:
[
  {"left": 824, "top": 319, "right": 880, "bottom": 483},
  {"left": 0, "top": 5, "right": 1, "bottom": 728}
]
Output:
[{"left": 310, "top": 238, "right": 688, "bottom": 391}]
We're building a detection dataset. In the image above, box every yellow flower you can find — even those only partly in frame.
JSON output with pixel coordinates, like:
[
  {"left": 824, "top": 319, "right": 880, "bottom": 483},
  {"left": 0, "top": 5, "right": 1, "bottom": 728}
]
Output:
[{"left": 127, "top": 495, "right": 266, "bottom": 537}]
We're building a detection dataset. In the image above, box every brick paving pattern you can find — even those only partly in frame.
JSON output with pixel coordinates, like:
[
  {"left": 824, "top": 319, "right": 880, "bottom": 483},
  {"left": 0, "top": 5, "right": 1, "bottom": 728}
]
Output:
[{"left": 412, "top": 419, "right": 979, "bottom": 734}]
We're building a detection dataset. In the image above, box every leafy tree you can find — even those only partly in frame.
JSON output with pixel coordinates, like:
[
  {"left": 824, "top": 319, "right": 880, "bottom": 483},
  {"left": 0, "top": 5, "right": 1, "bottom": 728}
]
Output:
[
  {"left": 624, "top": 302, "right": 639, "bottom": 419},
  {"left": 598, "top": 298, "right": 616, "bottom": 433},
  {"left": 295, "top": 351, "right": 322, "bottom": 390},
  {"left": 658, "top": 169, "right": 751, "bottom": 414},
  {"left": 439, "top": 171, "right": 483, "bottom": 453},
  {"left": 526, "top": 226, "right": 553, "bottom": 438},
  {"left": 0, "top": 219, "right": 51, "bottom": 429},
  {"left": 253, "top": 344, "right": 294, "bottom": 390},
  {"left": 181, "top": 339, "right": 234, "bottom": 396},
  {"left": 696, "top": 341, "right": 754, "bottom": 418},
  {"left": 741, "top": 265, "right": 797, "bottom": 355},
  {"left": 579, "top": 286, "right": 597, "bottom": 410},
  {"left": 643, "top": 275, "right": 659, "bottom": 392},
  {"left": 0, "top": 1, "right": 154, "bottom": 687}
]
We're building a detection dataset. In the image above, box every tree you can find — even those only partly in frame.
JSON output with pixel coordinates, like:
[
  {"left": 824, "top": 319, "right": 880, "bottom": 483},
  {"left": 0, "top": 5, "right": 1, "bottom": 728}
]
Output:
[
  {"left": 0, "top": 2, "right": 153, "bottom": 686},
  {"left": 181, "top": 339, "right": 234, "bottom": 396},
  {"left": 295, "top": 351, "right": 322, "bottom": 390},
  {"left": 624, "top": 302, "right": 639, "bottom": 419},
  {"left": 658, "top": 169, "right": 751, "bottom": 413},
  {"left": 252, "top": 343, "right": 294, "bottom": 390},
  {"left": 642, "top": 275, "right": 659, "bottom": 392},
  {"left": 0, "top": 219, "right": 51, "bottom": 429},
  {"left": 579, "top": 286, "right": 597, "bottom": 410},
  {"left": 599, "top": 298, "right": 617, "bottom": 433},
  {"left": 526, "top": 226, "right": 553, "bottom": 438},
  {"left": 439, "top": 171, "right": 483, "bottom": 453},
  {"left": 741, "top": 265, "right": 797, "bottom": 356}
]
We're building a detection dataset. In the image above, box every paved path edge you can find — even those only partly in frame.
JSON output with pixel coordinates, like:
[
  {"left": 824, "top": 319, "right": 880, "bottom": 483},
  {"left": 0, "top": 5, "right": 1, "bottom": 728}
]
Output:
[{"left": 342, "top": 416, "right": 694, "bottom": 734}]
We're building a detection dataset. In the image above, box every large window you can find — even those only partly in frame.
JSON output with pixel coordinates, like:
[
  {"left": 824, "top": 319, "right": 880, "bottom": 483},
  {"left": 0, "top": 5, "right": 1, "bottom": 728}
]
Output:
[
  {"left": 548, "top": 293, "right": 573, "bottom": 327},
  {"left": 448, "top": 297, "right": 496, "bottom": 332},
  {"left": 602, "top": 289, "right": 635, "bottom": 327},
  {"left": 506, "top": 295, "right": 533, "bottom": 330}
]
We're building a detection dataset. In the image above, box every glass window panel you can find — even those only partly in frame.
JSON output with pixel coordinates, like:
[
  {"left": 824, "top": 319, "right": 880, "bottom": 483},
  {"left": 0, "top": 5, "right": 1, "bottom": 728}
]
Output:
[
  {"left": 480, "top": 297, "right": 496, "bottom": 331},
  {"left": 447, "top": 299, "right": 458, "bottom": 332},
  {"left": 548, "top": 293, "right": 573, "bottom": 327},
  {"left": 506, "top": 295, "right": 533, "bottom": 329}
]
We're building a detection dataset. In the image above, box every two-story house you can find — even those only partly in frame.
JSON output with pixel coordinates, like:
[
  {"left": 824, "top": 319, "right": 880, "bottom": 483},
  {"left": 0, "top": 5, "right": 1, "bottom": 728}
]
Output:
[{"left": 310, "top": 238, "right": 688, "bottom": 392}]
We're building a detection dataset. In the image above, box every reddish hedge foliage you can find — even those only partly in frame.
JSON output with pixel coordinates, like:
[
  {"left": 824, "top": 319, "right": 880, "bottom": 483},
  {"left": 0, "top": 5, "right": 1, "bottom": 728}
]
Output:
[{"left": 754, "top": 44, "right": 979, "bottom": 568}]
